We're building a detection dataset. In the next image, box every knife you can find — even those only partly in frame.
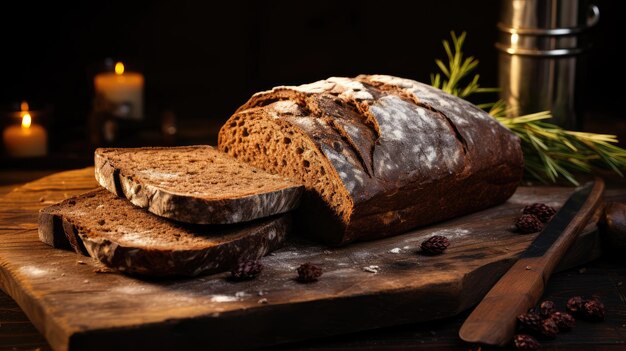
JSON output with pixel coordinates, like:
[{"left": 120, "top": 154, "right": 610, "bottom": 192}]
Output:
[{"left": 459, "top": 178, "right": 605, "bottom": 347}]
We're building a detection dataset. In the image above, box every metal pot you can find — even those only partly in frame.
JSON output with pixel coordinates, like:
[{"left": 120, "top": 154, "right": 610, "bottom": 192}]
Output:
[{"left": 497, "top": 0, "right": 599, "bottom": 129}]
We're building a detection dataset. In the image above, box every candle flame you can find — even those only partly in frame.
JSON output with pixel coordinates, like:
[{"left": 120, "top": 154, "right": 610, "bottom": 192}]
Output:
[
  {"left": 115, "top": 62, "right": 125, "bottom": 75},
  {"left": 21, "top": 113, "right": 32, "bottom": 129},
  {"left": 20, "top": 101, "right": 29, "bottom": 112}
]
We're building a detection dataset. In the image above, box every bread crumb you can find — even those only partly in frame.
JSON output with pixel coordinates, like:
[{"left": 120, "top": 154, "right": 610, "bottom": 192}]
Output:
[
  {"left": 83, "top": 279, "right": 89, "bottom": 284},
  {"left": 258, "top": 298, "right": 268, "bottom": 304},
  {"left": 363, "top": 265, "right": 380, "bottom": 274},
  {"left": 389, "top": 248, "right": 401, "bottom": 254},
  {"left": 77, "top": 260, "right": 86, "bottom": 265},
  {"left": 210, "top": 295, "right": 238, "bottom": 303}
]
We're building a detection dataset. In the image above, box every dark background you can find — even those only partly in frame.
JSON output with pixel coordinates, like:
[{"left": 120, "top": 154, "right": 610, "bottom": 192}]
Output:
[{"left": 0, "top": 0, "right": 624, "bottom": 161}]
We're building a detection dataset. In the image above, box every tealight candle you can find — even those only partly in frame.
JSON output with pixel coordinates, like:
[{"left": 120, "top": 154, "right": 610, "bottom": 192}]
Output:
[
  {"left": 3, "top": 103, "right": 48, "bottom": 157},
  {"left": 94, "top": 62, "right": 144, "bottom": 120}
]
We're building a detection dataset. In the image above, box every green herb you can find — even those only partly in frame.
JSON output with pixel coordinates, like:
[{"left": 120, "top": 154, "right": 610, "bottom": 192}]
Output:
[
  {"left": 431, "top": 31, "right": 626, "bottom": 185},
  {"left": 430, "top": 32, "right": 499, "bottom": 99}
]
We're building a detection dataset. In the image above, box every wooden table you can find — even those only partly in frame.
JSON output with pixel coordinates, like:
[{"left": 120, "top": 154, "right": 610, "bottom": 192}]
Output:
[{"left": 0, "top": 174, "right": 625, "bottom": 350}]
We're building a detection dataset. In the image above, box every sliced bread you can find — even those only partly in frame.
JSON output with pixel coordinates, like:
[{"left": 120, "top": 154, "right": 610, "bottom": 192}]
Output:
[
  {"left": 94, "top": 146, "right": 303, "bottom": 224},
  {"left": 218, "top": 75, "right": 523, "bottom": 245},
  {"left": 38, "top": 189, "right": 289, "bottom": 277}
]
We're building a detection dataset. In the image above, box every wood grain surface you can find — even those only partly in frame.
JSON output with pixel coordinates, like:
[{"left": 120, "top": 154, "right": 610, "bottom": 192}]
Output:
[{"left": 0, "top": 168, "right": 602, "bottom": 351}]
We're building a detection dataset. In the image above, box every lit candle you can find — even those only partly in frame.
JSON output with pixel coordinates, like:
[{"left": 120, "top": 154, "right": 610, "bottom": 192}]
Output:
[
  {"left": 3, "top": 102, "right": 48, "bottom": 157},
  {"left": 94, "top": 62, "right": 144, "bottom": 120}
]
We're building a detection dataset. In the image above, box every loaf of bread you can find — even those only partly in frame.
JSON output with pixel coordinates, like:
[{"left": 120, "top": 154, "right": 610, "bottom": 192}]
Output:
[
  {"left": 95, "top": 146, "right": 303, "bottom": 224},
  {"left": 218, "top": 75, "right": 524, "bottom": 245},
  {"left": 38, "top": 189, "right": 289, "bottom": 276}
]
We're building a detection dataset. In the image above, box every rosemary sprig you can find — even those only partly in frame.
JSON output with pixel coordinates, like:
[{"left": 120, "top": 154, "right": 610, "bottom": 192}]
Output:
[
  {"left": 430, "top": 31, "right": 626, "bottom": 185},
  {"left": 430, "top": 32, "right": 499, "bottom": 98},
  {"left": 495, "top": 111, "right": 626, "bottom": 185}
]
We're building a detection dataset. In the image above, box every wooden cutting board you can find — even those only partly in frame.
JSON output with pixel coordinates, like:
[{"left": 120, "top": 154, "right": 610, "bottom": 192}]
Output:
[{"left": 0, "top": 168, "right": 602, "bottom": 351}]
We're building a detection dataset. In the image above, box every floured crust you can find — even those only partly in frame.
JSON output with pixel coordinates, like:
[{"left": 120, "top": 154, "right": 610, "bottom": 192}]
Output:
[
  {"left": 94, "top": 146, "right": 303, "bottom": 224},
  {"left": 38, "top": 189, "right": 289, "bottom": 277},
  {"left": 219, "top": 75, "right": 524, "bottom": 245}
]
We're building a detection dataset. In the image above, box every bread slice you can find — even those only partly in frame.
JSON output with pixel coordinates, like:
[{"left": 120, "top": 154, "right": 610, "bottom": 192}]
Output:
[
  {"left": 38, "top": 189, "right": 289, "bottom": 277},
  {"left": 94, "top": 146, "right": 303, "bottom": 224}
]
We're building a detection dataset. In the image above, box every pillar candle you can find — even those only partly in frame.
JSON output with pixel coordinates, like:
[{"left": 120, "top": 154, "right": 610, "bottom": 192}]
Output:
[
  {"left": 94, "top": 62, "right": 144, "bottom": 120},
  {"left": 3, "top": 113, "right": 47, "bottom": 157}
]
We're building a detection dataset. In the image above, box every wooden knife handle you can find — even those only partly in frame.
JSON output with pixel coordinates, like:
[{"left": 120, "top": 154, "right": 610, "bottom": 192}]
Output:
[
  {"left": 459, "top": 258, "right": 545, "bottom": 345},
  {"left": 459, "top": 179, "right": 605, "bottom": 347}
]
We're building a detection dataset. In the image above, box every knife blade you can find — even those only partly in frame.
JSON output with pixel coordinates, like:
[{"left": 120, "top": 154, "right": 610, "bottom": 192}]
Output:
[{"left": 459, "top": 178, "right": 605, "bottom": 347}]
